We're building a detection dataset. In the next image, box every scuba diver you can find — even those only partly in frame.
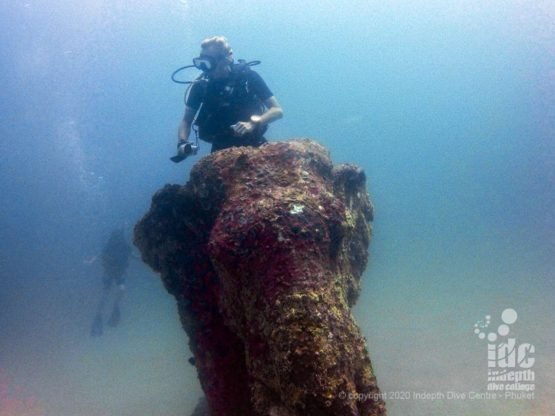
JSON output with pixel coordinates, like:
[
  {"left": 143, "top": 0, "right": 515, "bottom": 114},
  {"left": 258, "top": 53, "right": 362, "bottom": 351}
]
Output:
[
  {"left": 175, "top": 36, "right": 283, "bottom": 158},
  {"left": 90, "top": 227, "right": 132, "bottom": 337}
]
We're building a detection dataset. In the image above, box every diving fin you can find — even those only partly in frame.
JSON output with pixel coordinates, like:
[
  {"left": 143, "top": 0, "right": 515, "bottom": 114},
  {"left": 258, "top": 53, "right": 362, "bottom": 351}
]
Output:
[{"left": 170, "top": 154, "right": 187, "bottom": 163}]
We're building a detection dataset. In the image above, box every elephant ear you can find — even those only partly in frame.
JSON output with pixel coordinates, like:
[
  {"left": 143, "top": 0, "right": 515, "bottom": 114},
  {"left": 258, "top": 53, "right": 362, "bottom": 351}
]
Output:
[
  {"left": 332, "top": 164, "right": 374, "bottom": 306},
  {"left": 134, "top": 181, "right": 221, "bottom": 297},
  {"left": 332, "top": 164, "right": 374, "bottom": 222}
]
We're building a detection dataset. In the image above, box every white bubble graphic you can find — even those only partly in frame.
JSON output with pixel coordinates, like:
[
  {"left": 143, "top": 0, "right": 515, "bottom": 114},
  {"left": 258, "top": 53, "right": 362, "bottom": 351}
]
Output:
[
  {"left": 488, "top": 333, "right": 497, "bottom": 342},
  {"left": 479, "top": 333, "right": 485, "bottom": 340},
  {"left": 474, "top": 328, "right": 480, "bottom": 334},
  {"left": 498, "top": 324, "right": 510, "bottom": 336},
  {"left": 502, "top": 308, "right": 518, "bottom": 325}
]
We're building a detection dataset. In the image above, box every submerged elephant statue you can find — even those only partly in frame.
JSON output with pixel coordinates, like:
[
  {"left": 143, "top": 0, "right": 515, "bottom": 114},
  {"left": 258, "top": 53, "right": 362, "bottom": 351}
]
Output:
[{"left": 134, "top": 139, "right": 386, "bottom": 416}]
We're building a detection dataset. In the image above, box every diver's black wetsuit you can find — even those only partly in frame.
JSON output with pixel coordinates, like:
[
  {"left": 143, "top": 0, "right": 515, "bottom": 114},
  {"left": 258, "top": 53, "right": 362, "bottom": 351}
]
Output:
[
  {"left": 187, "top": 66, "right": 273, "bottom": 152},
  {"left": 101, "top": 230, "right": 131, "bottom": 288}
]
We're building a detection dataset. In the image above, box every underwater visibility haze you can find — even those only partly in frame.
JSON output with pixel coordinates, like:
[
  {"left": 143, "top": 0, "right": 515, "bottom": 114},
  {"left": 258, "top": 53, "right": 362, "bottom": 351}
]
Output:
[{"left": 0, "top": 0, "right": 554, "bottom": 415}]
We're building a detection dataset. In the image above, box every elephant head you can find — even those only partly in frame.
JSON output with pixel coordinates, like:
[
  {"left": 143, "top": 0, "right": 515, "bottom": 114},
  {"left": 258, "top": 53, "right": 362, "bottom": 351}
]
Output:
[{"left": 134, "top": 140, "right": 385, "bottom": 416}]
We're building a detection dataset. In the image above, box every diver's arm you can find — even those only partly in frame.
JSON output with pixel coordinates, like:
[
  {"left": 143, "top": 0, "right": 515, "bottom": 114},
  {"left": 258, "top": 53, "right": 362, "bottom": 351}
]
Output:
[
  {"left": 232, "top": 96, "right": 283, "bottom": 135},
  {"left": 256, "top": 96, "right": 283, "bottom": 125},
  {"left": 177, "top": 106, "right": 197, "bottom": 143}
]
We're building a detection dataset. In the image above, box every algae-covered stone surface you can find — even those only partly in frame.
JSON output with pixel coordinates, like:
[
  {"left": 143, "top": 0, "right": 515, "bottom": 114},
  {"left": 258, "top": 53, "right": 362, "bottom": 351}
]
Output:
[{"left": 134, "top": 139, "right": 386, "bottom": 416}]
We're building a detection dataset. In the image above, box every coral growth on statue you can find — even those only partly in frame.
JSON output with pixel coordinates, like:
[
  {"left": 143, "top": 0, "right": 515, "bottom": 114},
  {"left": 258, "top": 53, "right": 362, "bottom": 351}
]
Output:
[{"left": 134, "top": 139, "right": 386, "bottom": 415}]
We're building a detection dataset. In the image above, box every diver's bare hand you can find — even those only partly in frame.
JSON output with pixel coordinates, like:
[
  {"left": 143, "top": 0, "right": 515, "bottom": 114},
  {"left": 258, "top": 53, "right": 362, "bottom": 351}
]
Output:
[{"left": 231, "top": 121, "right": 255, "bottom": 136}]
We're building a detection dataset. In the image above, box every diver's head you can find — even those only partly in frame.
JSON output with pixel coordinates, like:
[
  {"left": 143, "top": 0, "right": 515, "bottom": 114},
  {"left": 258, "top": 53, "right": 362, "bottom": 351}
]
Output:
[{"left": 193, "top": 36, "right": 233, "bottom": 78}]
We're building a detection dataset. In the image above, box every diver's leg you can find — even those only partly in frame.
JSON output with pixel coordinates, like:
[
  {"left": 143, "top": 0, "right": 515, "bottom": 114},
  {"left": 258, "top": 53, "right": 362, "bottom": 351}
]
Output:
[
  {"left": 108, "top": 280, "right": 125, "bottom": 327},
  {"left": 91, "top": 276, "right": 111, "bottom": 336}
]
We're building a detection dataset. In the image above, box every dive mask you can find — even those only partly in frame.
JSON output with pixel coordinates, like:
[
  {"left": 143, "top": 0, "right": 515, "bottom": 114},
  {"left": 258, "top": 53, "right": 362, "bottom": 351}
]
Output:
[{"left": 193, "top": 55, "right": 218, "bottom": 72}]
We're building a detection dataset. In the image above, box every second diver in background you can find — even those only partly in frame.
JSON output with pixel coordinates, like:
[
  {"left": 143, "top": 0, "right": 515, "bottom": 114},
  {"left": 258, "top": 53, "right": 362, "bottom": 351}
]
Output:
[{"left": 90, "top": 228, "right": 132, "bottom": 337}]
